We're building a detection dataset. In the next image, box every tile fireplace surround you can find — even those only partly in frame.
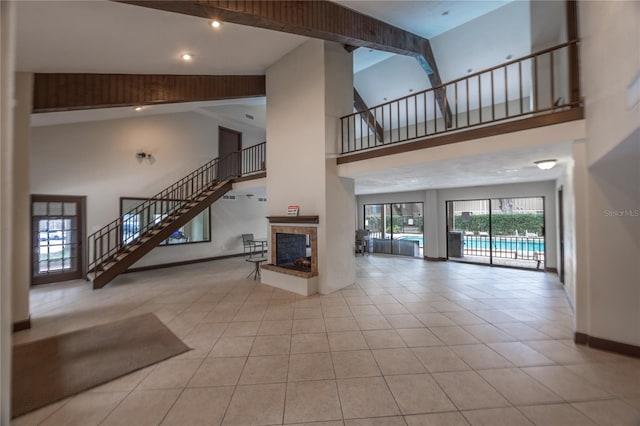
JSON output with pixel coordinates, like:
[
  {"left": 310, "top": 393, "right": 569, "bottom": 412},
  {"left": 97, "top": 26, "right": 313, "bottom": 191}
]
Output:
[{"left": 261, "top": 216, "right": 319, "bottom": 296}]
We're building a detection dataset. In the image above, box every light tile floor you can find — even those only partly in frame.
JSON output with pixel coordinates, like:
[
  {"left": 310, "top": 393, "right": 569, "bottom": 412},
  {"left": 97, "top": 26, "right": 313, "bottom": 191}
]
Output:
[{"left": 12, "top": 255, "right": 640, "bottom": 425}]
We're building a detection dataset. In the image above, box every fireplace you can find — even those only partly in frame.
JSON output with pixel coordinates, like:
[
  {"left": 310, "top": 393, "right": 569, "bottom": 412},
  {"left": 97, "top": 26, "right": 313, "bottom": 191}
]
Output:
[
  {"left": 262, "top": 223, "right": 318, "bottom": 278},
  {"left": 276, "top": 233, "right": 311, "bottom": 272}
]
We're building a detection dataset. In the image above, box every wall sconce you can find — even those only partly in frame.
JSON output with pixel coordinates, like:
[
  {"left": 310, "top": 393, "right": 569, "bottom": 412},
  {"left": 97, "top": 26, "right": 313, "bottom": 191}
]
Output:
[{"left": 136, "top": 152, "right": 153, "bottom": 162}]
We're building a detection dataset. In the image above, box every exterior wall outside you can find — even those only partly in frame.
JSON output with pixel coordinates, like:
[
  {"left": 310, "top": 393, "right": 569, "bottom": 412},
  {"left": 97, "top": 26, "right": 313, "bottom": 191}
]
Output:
[
  {"left": 30, "top": 111, "right": 267, "bottom": 269},
  {"left": 577, "top": 0, "right": 640, "bottom": 346}
]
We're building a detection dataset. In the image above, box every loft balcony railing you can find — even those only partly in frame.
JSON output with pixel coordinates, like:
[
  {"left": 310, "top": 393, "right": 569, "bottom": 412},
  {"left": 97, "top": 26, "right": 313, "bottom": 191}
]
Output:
[
  {"left": 340, "top": 41, "right": 581, "bottom": 155},
  {"left": 87, "top": 142, "right": 266, "bottom": 275}
]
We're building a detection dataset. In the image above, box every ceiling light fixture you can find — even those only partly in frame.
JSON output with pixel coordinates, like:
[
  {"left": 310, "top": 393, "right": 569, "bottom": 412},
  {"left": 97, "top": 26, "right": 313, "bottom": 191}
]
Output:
[
  {"left": 211, "top": 20, "right": 221, "bottom": 28},
  {"left": 506, "top": 54, "right": 513, "bottom": 60},
  {"left": 134, "top": 106, "right": 143, "bottom": 111},
  {"left": 534, "top": 159, "right": 557, "bottom": 170},
  {"left": 441, "top": 10, "right": 449, "bottom": 16},
  {"left": 181, "top": 53, "right": 193, "bottom": 62},
  {"left": 467, "top": 68, "right": 473, "bottom": 74}
]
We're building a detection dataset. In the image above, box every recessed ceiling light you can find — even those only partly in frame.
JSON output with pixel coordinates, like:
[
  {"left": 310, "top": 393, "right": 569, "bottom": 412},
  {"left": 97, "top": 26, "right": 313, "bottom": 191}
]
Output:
[
  {"left": 383, "top": 97, "right": 388, "bottom": 101},
  {"left": 134, "top": 106, "right": 143, "bottom": 111},
  {"left": 441, "top": 10, "right": 449, "bottom": 16},
  {"left": 467, "top": 68, "right": 473, "bottom": 73},
  {"left": 409, "top": 89, "right": 413, "bottom": 92},
  {"left": 534, "top": 159, "right": 557, "bottom": 170},
  {"left": 181, "top": 53, "right": 193, "bottom": 62},
  {"left": 506, "top": 54, "right": 513, "bottom": 60},
  {"left": 211, "top": 20, "right": 221, "bottom": 28}
]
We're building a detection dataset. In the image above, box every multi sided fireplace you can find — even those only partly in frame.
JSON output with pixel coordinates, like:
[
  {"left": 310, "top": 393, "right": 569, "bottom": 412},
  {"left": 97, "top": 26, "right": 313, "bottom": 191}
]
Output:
[
  {"left": 276, "top": 233, "right": 311, "bottom": 272},
  {"left": 263, "top": 221, "right": 318, "bottom": 278}
]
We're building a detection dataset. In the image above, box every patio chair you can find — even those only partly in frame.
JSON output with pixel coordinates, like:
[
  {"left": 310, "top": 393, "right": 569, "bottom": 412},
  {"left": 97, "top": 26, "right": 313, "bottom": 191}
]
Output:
[
  {"left": 355, "top": 229, "right": 370, "bottom": 256},
  {"left": 242, "top": 233, "right": 262, "bottom": 258}
]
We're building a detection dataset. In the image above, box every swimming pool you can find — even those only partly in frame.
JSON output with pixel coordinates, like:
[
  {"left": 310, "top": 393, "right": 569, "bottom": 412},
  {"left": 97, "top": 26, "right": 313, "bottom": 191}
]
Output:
[{"left": 396, "top": 235, "right": 545, "bottom": 252}]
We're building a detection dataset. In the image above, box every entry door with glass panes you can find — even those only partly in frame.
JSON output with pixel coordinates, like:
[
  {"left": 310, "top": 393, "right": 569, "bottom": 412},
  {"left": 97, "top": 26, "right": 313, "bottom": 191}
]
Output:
[{"left": 31, "top": 195, "right": 85, "bottom": 285}]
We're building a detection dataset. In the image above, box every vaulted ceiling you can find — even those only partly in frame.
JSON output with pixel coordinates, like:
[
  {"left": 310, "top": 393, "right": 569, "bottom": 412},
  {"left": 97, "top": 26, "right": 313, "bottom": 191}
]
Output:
[{"left": 16, "top": 0, "right": 571, "bottom": 194}]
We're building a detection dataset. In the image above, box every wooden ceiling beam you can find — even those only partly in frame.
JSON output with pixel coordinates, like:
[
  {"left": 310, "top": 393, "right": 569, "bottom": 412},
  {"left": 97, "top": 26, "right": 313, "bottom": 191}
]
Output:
[
  {"left": 32, "top": 73, "right": 265, "bottom": 113},
  {"left": 354, "top": 88, "right": 384, "bottom": 143},
  {"left": 114, "top": 0, "right": 453, "bottom": 125}
]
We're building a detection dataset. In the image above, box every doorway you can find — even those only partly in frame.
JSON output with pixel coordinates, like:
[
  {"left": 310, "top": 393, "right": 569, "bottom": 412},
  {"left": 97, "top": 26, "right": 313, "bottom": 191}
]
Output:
[
  {"left": 218, "top": 126, "right": 242, "bottom": 179},
  {"left": 31, "top": 195, "right": 86, "bottom": 285},
  {"left": 364, "top": 202, "right": 424, "bottom": 257},
  {"left": 446, "top": 196, "right": 545, "bottom": 269}
]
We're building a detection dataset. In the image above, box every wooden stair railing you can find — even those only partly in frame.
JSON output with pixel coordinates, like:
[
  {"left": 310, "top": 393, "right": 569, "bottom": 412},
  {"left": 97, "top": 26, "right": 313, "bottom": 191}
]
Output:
[
  {"left": 87, "top": 151, "right": 239, "bottom": 289},
  {"left": 88, "top": 179, "right": 232, "bottom": 289}
]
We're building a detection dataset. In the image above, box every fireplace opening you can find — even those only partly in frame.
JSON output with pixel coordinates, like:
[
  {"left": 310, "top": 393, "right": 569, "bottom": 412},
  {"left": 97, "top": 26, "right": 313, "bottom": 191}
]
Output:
[{"left": 276, "top": 233, "right": 312, "bottom": 272}]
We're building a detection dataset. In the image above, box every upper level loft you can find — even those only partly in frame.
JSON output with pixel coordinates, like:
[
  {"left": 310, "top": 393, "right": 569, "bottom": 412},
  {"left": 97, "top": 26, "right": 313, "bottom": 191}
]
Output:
[{"left": 339, "top": 40, "right": 583, "bottom": 164}]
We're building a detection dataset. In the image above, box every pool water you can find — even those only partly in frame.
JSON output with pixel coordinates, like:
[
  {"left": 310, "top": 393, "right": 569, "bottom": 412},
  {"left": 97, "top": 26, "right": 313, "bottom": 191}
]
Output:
[{"left": 396, "top": 235, "right": 545, "bottom": 252}]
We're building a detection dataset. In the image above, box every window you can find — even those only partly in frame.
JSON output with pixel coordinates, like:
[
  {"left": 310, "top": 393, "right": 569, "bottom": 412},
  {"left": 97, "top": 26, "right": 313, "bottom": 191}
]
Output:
[{"left": 120, "top": 198, "right": 210, "bottom": 246}]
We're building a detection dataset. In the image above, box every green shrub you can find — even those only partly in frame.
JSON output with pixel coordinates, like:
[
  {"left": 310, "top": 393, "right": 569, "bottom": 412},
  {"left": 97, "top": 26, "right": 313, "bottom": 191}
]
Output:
[{"left": 453, "top": 214, "right": 543, "bottom": 236}]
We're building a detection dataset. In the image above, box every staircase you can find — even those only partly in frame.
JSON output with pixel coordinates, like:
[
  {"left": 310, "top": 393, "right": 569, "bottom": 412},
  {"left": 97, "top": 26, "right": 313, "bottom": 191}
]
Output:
[{"left": 87, "top": 149, "right": 252, "bottom": 289}]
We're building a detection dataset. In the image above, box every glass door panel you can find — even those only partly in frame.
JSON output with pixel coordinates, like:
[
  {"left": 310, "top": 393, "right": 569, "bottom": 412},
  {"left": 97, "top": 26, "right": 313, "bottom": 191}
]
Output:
[
  {"left": 32, "top": 195, "right": 85, "bottom": 285},
  {"left": 364, "top": 202, "right": 423, "bottom": 257},
  {"left": 446, "top": 199, "right": 490, "bottom": 264},
  {"left": 490, "top": 197, "right": 545, "bottom": 268}
]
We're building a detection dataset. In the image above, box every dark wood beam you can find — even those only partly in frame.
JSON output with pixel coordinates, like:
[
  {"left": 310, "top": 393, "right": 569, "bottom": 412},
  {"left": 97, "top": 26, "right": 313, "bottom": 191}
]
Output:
[
  {"left": 353, "top": 88, "right": 384, "bottom": 142},
  {"left": 117, "top": 1, "right": 429, "bottom": 57},
  {"left": 114, "top": 0, "right": 453, "bottom": 128},
  {"left": 32, "top": 73, "right": 265, "bottom": 112},
  {"left": 417, "top": 42, "right": 453, "bottom": 128}
]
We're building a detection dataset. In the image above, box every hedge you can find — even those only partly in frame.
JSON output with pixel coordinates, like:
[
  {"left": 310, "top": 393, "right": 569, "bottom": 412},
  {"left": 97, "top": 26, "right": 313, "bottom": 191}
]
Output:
[{"left": 453, "top": 214, "right": 543, "bottom": 236}]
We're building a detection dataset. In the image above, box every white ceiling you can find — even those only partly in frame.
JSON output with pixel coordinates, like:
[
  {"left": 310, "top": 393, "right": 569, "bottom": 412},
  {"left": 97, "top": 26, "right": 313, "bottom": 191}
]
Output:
[
  {"left": 15, "top": 1, "right": 308, "bottom": 74},
  {"left": 17, "top": 0, "right": 573, "bottom": 196},
  {"left": 335, "top": 0, "right": 513, "bottom": 39},
  {"left": 352, "top": 142, "right": 573, "bottom": 195}
]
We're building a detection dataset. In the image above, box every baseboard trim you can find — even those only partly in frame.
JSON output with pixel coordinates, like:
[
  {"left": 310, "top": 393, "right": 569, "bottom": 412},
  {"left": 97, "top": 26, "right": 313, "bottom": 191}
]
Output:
[
  {"left": 545, "top": 266, "right": 558, "bottom": 273},
  {"left": 13, "top": 317, "right": 31, "bottom": 333},
  {"left": 425, "top": 256, "right": 447, "bottom": 262},
  {"left": 574, "top": 332, "right": 640, "bottom": 358},
  {"left": 126, "top": 252, "right": 246, "bottom": 273}
]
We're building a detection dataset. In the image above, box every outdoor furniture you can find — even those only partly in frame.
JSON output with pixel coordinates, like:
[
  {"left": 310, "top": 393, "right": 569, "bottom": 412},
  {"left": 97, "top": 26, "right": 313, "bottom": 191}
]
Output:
[
  {"left": 355, "top": 229, "right": 370, "bottom": 255},
  {"left": 246, "top": 257, "right": 267, "bottom": 280},
  {"left": 242, "top": 233, "right": 263, "bottom": 258}
]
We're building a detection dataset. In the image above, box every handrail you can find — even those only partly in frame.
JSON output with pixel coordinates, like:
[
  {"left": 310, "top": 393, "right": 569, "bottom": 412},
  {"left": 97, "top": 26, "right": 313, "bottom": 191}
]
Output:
[
  {"left": 340, "top": 40, "right": 581, "bottom": 155},
  {"left": 87, "top": 142, "right": 267, "bottom": 276}
]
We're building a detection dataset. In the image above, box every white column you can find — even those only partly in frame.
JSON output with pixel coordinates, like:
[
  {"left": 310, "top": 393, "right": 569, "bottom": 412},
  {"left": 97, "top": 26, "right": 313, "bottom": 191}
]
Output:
[
  {"left": 12, "top": 72, "right": 32, "bottom": 326},
  {"left": 0, "top": 1, "right": 16, "bottom": 422},
  {"left": 424, "top": 190, "right": 441, "bottom": 259},
  {"left": 266, "top": 39, "right": 355, "bottom": 294}
]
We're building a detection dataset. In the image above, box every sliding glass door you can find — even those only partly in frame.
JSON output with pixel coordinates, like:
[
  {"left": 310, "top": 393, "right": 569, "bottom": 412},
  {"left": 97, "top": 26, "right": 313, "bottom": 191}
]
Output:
[
  {"left": 364, "top": 202, "right": 423, "bottom": 257},
  {"left": 446, "top": 197, "right": 545, "bottom": 269}
]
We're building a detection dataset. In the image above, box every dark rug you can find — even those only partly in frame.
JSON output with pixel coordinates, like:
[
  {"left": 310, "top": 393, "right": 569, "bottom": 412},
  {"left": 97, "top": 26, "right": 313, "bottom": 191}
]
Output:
[{"left": 12, "top": 312, "right": 190, "bottom": 418}]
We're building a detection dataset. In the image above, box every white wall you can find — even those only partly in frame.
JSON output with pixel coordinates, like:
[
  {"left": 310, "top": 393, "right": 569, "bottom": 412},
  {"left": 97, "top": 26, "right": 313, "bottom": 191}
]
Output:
[
  {"left": 30, "top": 111, "right": 267, "bottom": 268},
  {"left": 1, "top": 1, "right": 16, "bottom": 422},
  {"left": 12, "top": 73, "right": 31, "bottom": 324},
  {"left": 357, "top": 180, "right": 558, "bottom": 268},
  {"left": 576, "top": 1, "right": 640, "bottom": 346},
  {"left": 266, "top": 39, "right": 355, "bottom": 294},
  {"left": 581, "top": 1, "right": 639, "bottom": 165}
]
